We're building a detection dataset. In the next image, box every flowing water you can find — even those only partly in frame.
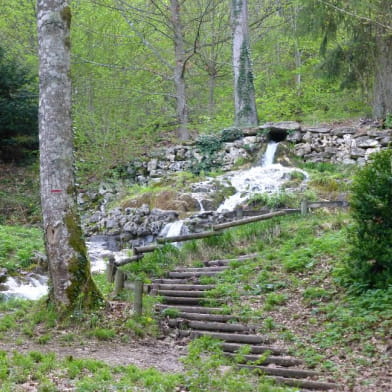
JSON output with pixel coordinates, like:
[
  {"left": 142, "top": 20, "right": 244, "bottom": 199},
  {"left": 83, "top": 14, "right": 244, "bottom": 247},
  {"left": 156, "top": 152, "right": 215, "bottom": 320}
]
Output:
[
  {"left": 3, "top": 141, "right": 306, "bottom": 300},
  {"left": 217, "top": 141, "right": 307, "bottom": 212}
]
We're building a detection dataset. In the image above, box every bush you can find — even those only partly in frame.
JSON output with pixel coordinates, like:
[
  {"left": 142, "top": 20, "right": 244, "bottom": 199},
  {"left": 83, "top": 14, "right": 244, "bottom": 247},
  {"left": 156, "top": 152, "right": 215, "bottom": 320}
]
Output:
[{"left": 348, "top": 148, "right": 392, "bottom": 288}]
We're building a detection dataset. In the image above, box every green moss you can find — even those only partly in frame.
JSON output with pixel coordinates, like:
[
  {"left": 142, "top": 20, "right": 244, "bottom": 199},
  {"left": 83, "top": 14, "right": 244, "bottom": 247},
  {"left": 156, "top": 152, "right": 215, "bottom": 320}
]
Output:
[
  {"left": 60, "top": 6, "right": 72, "bottom": 29},
  {"left": 63, "top": 212, "right": 104, "bottom": 312}
]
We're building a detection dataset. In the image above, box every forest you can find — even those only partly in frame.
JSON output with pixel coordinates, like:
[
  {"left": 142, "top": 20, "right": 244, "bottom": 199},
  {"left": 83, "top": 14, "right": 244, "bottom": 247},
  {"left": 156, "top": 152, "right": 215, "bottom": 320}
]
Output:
[{"left": 0, "top": 1, "right": 392, "bottom": 391}]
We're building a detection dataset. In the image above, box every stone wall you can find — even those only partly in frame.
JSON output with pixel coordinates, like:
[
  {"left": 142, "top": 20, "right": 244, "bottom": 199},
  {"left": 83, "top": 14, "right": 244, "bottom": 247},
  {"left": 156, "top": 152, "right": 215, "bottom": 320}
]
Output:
[{"left": 122, "top": 120, "right": 392, "bottom": 185}]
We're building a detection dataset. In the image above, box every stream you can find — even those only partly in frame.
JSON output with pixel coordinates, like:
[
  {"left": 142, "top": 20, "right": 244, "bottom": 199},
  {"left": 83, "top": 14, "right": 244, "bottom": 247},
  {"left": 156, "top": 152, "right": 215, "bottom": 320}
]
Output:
[{"left": 2, "top": 141, "right": 307, "bottom": 300}]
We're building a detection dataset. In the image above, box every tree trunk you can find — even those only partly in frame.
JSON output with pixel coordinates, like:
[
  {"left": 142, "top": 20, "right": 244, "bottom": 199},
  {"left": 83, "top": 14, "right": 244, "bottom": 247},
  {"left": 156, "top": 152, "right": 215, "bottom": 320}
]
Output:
[
  {"left": 373, "top": 32, "right": 392, "bottom": 119},
  {"left": 37, "top": 0, "right": 103, "bottom": 312},
  {"left": 170, "top": 0, "right": 189, "bottom": 140},
  {"left": 231, "top": 0, "right": 258, "bottom": 127}
]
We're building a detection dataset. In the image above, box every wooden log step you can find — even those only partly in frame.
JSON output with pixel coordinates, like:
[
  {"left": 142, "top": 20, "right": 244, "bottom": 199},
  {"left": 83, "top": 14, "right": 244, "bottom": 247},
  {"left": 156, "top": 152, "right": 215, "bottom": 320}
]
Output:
[
  {"left": 173, "top": 266, "right": 228, "bottom": 273},
  {"left": 266, "top": 376, "right": 341, "bottom": 391},
  {"left": 152, "top": 278, "right": 203, "bottom": 285},
  {"left": 161, "top": 297, "right": 205, "bottom": 305},
  {"left": 156, "top": 290, "right": 207, "bottom": 298},
  {"left": 171, "top": 312, "right": 238, "bottom": 323},
  {"left": 168, "top": 319, "right": 251, "bottom": 333},
  {"left": 167, "top": 271, "right": 223, "bottom": 278},
  {"left": 178, "top": 330, "right": 271, "bottom": 344},
  {"left": 152, "top": 283, "right": 216, "bottom": 291},
  {"left": 225, "top": 352, "right": 303, "bottom": 367},
  {"left": 204, "top": 254, "right": 259, "bottom": 266},
  {"left": 220, "top": 342, "right": 287, "bottom": 356},
  {"left": 239, "top": 364, "right": 319, "bottom": 379},
  {"left": 156, "top": 304, "right": 225, "bottom": 314}
]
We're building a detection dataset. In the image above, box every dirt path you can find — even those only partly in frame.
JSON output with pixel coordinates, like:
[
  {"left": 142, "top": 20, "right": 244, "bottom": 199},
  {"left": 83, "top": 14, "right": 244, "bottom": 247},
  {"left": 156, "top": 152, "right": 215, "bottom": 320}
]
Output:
[{"left": 0, "top": 335, "right": 186, "bottom": 373}]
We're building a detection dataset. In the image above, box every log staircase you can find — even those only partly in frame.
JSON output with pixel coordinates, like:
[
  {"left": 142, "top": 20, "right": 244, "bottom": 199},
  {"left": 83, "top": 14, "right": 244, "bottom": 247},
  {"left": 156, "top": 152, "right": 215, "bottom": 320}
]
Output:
[{"left": 151, "top": 254, "right": 340, "bottom": 391}]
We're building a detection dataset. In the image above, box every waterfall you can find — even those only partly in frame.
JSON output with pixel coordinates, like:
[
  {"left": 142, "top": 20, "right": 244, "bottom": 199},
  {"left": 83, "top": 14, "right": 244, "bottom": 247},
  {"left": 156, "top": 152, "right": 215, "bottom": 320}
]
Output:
[
  {"left": 261, "top": 141, "right": 279, "bottom": 167},
  {"left": 217, "top": 141, "right": 307, "bottom": 212}
]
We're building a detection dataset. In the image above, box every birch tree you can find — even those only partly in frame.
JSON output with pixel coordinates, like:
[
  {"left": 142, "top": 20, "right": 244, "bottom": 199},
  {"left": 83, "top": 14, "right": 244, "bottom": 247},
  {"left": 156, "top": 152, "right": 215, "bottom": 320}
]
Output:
[
  {"left": 37, "top": 0, "right": 102, "bottom": 312},
  {"left": 231, "top": 0, "right": 258, "bottom": 127}
]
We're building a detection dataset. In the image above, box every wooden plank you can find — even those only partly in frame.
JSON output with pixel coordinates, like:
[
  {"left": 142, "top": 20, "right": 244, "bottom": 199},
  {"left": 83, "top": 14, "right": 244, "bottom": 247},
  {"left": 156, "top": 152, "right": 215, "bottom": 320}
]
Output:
[
  {"left": 156, "top": 304, "right": 224, "bottom": 314},
  {"left": 220, "top": 342, "right": 286, "bottom": 356},
  {"left": 239, "top": 364, "right": 319, "bottom": 379},
  {"left": 156, "top": 231, "right": 222, "bottom": 244},
  {"left": 114, "top": 254, "right": 144, "bottom": 267},
  {"left": 179, "top": 330, "right": 271, "bottom": 344},
  {"left": 212, "top": 210, "right": 292, "bottom": 231},
  {"left": 168, "top": 319, "right": 250, "bottom": 333},
  {"left": 266, "top": 376, "right": 341, "bottom": 391},
  {"left": 225, "top": 352, "right": 303, "bottom": 367}
]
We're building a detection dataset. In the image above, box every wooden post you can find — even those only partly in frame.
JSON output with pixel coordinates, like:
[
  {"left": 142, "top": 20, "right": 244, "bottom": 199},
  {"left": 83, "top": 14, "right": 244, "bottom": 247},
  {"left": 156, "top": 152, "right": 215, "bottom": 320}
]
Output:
[
  {"left": 235, "top": 206, "right": 244, "bottom": 219},
  {"left": 106, "top": 256, "right": 116, "bottom": 283},
  {"left": 134, "top": 279, "right": 144, "bottom": 316},
  {"left": 113, "top": 269, "right": 125, "bottom": 296},
  {"left": 301, "top": 199, "right": 308, "bottom": 215}
]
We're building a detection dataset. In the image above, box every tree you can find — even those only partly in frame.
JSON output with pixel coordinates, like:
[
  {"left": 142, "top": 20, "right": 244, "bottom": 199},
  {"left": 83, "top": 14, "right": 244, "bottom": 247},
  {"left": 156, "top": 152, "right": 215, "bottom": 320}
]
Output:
[
  {"left": 231, "top": 0, "right": 258, "bottom": 127},
  {"left": 299, "top": 0, "right": 392, "bottom": 119},
  {"left": 0, "top": 46, "right": 38, "bottom": 162},
  {"left": 37, "top": 0, "right": 103, "bottom": 312},
  {"left": 349, "top": 148, "right": 392, "bottom": 289}
]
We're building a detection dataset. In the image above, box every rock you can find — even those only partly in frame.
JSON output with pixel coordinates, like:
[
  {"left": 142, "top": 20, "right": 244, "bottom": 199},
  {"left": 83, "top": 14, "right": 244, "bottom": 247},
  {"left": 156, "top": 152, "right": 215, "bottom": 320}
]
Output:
[
  {"left": 331, "top": 127, "right": 357, "bottom": 136},
  {"left": 304, "top": 127, "right": 331, "bottom": 134},
  {"left": 355, "top": 137, "right": 379, "bottom": 148},
  {"left": 0, "top": 268, "right": 7, "bottom": 284},
  {"left": 259, "top": 121, "right": 301, "bottom": 132}
]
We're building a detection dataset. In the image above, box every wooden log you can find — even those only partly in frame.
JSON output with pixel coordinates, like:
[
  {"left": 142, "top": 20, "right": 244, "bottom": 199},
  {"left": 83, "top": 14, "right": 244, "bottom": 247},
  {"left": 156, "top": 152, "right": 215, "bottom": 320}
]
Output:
[
  {"left": 156, "top": 231, "right": 222, "bottom": 244},
  {"left": 307, "top": 200, "right": 349, "bottom": 209},
  {"left": 238, "top": 364, "right": 319, "bottom": 379},
  {"left": 162, "top": 297, "right": 205, "bottom": 305},
  {"left": 169, "top": 312, "right": 238, "bottom": 323},
  {"left": 114, "top": 254, "right": 144, "bottom": 267},
  {"left": 153, "top": 284, "right": 216, "bottom": 291},
  {"left": 266, "top": 376, "right": 341, "bottom": 391},
  {"left": 220, "top": 342, "right": 286, "bottom": 356},
  {"left": 168, "top": 319, "right": 250, "bottom": 333},
  {"left": 167, "top": 271, "right": 223, "bottom": 278},
  {"left": 155, "top": 304, "right": 224, "bottom": 314},
  {"left": 300, "top": 199, "right": 308, "bottom": 215},
  {"left": 152, "top": 278, "right": 203, "bottom": 284},
  {"left": 212, "top": 210, "right": 290, "bottom": 231},
  {"left": 156, "top": 290, "right": 207, "bottom": 297},
  {"left": 204, "top": 253, "right": 259, "bottom": 266},
  {"left": 178, "top": 330, "right": 271, "bottom": 344},
  {"left": 173, "top": 266, "right": 228, "bottom": 273},
  {"left": 134, "top": 279, "right": 143, "bottom": 317},
  {"left": 133, "top": 244, "right": 159, "bottom": 254},
  {"left": 106, "top": 256, "right": 116, "bottom": 283},
  {"left": 225, "top": 352, "right": 303, "bottom": 367},
  {"left": 113, "top": 269, "right": 125, "bottom": 296}
]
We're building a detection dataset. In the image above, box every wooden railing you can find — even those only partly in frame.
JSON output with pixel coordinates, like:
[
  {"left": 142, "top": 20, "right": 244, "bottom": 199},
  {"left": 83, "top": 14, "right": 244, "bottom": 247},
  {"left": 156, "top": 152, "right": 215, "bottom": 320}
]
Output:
[{"left": 106, "top": 199, "right": 349, "bottom": 314}]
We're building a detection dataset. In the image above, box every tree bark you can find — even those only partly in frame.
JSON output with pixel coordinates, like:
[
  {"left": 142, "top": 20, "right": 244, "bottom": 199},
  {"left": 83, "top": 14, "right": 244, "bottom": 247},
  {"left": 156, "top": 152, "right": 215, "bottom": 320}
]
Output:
[
  {"left": 231, "top": 0, "right": 258, "bottom": 127},
  {"left": 37, "top": 0, "right": 103, "bottom": 312},
  {"left": 373, "top": 32, "right": 392, "bottom": 119},
  {"left": 170, "top": 0, "right": 189, "bottom": 140}
]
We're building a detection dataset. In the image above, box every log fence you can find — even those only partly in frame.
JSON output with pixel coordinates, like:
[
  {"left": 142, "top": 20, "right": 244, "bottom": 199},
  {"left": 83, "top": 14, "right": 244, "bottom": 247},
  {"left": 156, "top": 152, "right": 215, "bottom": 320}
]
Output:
[{"left": 107, "top": 199, "right": 348, "bottom": 314}]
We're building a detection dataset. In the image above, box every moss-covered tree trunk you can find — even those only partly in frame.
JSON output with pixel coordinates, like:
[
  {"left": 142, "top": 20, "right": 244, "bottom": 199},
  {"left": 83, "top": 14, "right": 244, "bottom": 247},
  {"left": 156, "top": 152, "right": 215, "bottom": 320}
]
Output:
[
  {"left": 231, "top": 0, "right": 258, "bottom": 127},
  {"left": 37, "top": 0, "right": 103, "bottom": 312}
]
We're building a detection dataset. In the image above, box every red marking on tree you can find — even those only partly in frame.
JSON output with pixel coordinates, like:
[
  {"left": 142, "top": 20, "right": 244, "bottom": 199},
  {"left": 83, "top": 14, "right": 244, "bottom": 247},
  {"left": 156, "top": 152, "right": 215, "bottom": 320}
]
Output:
[{"left": 51, "top": 189, "right": 62, "bottom": 193}]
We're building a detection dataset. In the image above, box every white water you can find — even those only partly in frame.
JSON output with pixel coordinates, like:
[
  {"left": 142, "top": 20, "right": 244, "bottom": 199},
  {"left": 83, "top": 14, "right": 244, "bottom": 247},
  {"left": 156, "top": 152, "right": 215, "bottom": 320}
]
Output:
[
  {"left": 159, "top": 220, "right": 189, "bottom": 238},
  {"left": 217, "top": 141, "right": 307, "bottom": 212},
  {"left": 1, "top": 240, "right": 122, "bottom": 301},
  {"left": 261, "top": 141, "right": 279, "bottom": 167},
  {"left": 1, "top": 275, "right": 49, "bottom": 301}
]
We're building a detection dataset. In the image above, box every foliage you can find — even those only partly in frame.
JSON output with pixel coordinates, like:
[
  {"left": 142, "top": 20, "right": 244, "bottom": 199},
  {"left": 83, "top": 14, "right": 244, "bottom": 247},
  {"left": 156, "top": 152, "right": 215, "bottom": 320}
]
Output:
[
  {"left": 0, "top": 225, "right": 43, "bottom": 273},
  {"left": 220, "top": 128, "right": 244, "bottom": 142},
  {"left": 347, "top": 148, "right": 392, "bottom": 289},
  {"left": 190, "top": 134, "right": 224, "bottom": 174},
  {"left": 0, "top": 46, "right": 38, "bottom": 162}
]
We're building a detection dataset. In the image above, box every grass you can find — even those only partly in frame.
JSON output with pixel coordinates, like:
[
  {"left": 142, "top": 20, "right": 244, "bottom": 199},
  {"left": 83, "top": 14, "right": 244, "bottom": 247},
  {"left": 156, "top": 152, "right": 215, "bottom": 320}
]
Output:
[{"left": 0, "top": 225, "right": 44, "bottom": 273}]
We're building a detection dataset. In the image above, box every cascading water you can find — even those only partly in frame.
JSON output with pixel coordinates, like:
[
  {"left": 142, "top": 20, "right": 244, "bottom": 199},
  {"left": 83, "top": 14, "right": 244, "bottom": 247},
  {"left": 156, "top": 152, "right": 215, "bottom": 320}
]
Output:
[
  {"left": 261, "top": 141, "right": 279, "bottom": 167},
  {"left": 217, "top": 141, "right": 307, "bottom": 212}
]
